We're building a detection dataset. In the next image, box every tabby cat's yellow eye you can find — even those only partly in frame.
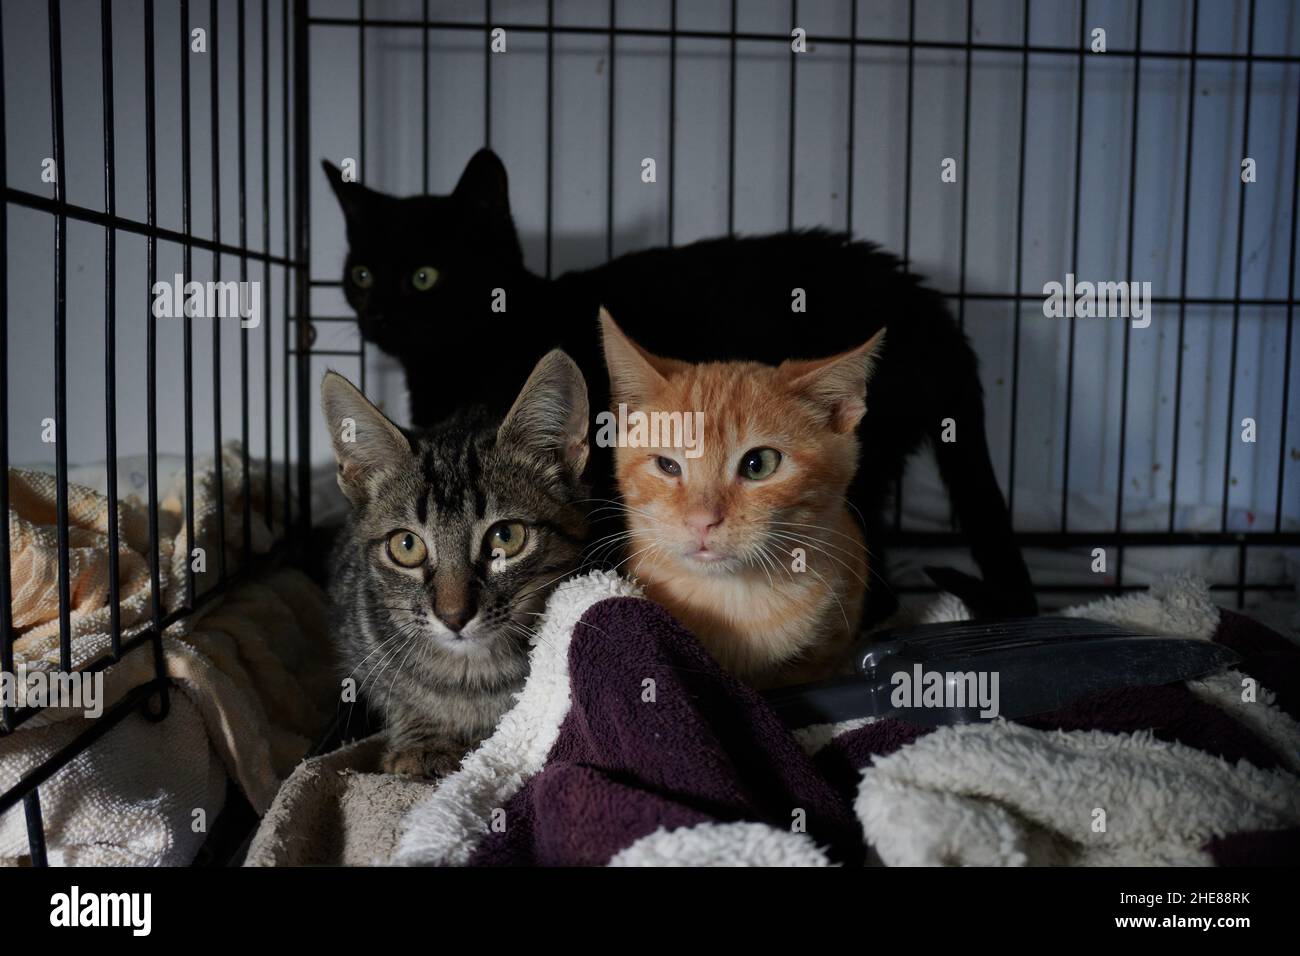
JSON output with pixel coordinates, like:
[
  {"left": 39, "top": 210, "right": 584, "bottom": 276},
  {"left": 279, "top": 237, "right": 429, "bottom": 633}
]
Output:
[
  {"left": 350, "top": 264, "right": 374, "bottom": 289},
  {"left": 484, "top": 521, "right": 528, "bottom": 560},
  {"left": 386, "top": 530, "right": 428, "bottom": 567},
  {"left": 411, "top": 265, "right": 440, "bottom": 291},
  {"left": 739, "top": 447, "right": 782, "bottom": 481}
]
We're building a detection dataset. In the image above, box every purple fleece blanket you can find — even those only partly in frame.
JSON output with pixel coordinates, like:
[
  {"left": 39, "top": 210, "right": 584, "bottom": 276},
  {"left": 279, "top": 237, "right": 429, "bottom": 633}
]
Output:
[
  {"left": 392, "top": 572, "right": 1300, "bottom": 866},
  {"left": 471, "top": 597, "right": 866, "bottom": 866}
]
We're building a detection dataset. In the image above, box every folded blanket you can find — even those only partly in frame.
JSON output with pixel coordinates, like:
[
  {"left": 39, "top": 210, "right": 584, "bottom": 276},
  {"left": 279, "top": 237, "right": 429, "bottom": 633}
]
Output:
[
  {"left": 2, "top": 450, "right": 334, "bottom": 865},
  {"left": 388, "top": 573, "right": 1300, "bottom": 867},
  {"left": 8, "top": 444, "right": 275, "bottom": 657},
  {"left": 244, "top": 735, "right": 429, "bottom": 866}
]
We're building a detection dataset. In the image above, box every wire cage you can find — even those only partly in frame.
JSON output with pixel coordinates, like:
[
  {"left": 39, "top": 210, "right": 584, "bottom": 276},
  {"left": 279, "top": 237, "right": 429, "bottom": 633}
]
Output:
[
  {"left": 0, "top": 0, "right": 306, "bottom": 865},
  {"left": 1, "top": 0, "right": 1298, "bottom": 865}
]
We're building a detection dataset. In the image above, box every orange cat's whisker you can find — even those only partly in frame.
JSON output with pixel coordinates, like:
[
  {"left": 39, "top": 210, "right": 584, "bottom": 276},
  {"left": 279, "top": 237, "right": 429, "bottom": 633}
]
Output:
[
  {"left": 766, "top": 533, "right": 872, "bottom": 596},
  {"left": 630, "top": 543, "right": 663, "bottom": 580},
  {"left": 766, "top": 530, "right": 883, "bottom": 595},
  {"left": 612, "top": 542, "right": 660, "bottom": 578},
  {"left": 745, "top": 544, "right": 776, "bottom": 589},
  {"left": 765, "top": 527, "right": 868, "bottom": 568},
  {"left": 758, "top": 543, "right": 797, "bottom": 590},
  {"left": 803, "top": 563, "right": 852, "bottom": 635},
  {"left": 769, "top": 519, "right": 870, "bottom": 549}
]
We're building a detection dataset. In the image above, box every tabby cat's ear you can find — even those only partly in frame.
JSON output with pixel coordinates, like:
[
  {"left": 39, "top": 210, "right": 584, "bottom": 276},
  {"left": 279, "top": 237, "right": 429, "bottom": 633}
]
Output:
[
  {"left": 320, "top": 370, "right": 411, "bottom": 504},
  {"left": 780, "top": 329, "right": 887, "bottom": 434},
  {"left": 498, "top": 350, "right": 590, "bottom": 479},
  {"left": 599, "top": 308, "right": 685, "bottom": 408},
  {"left": 453, "top": 148, "right": 511, "bottom": 215}
]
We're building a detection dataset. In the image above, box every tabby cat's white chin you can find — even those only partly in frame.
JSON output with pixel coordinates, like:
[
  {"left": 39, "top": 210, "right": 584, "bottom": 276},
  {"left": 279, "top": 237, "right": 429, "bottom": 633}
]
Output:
[{"left": 426, "top": 622, "right": 495, "bottom": 656}]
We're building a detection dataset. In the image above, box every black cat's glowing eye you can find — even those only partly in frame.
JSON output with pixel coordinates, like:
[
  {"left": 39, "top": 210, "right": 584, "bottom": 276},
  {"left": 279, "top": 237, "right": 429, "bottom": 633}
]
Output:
[
  {"left": 655, "top": 456, "right": 682, "bottom": 477},
  {"left": 411, "top": 265, "right": 440, "bottom": 291},
  {"left": 484, "top": 521, "right": 528, "bottom": 561},
  {"left": 739, "top": 448, "right": 782, "bottom": 481},
  {"left": 386, "top": 529, "right": 428, "bottom": 568},
  {"left": 350, "top": 265, "right": 374, "bottom": 289}
]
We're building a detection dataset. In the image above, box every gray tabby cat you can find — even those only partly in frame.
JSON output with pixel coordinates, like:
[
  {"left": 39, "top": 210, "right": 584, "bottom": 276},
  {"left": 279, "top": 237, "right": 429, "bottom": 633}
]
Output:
[{"left": 321, "top": 350, "right": 590, "bottom": 777}]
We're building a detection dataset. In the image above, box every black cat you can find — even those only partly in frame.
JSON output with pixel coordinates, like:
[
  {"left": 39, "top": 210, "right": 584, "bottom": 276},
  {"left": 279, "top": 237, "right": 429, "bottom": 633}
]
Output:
[{"left": 322, "top": 149, "right": 1036, "bottom": 619}]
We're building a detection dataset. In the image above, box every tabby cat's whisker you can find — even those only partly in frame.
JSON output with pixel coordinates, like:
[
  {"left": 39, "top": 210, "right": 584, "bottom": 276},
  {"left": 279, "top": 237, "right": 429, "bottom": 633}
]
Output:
[
  {"left": 339, "top": 622, "right": 422, "bottom": 738},
  {"left": 385, "top": 632, "right": 425, "bottom": 716},
  {"left": 342, "top": 622, "right": 419, "bottom": 685},
  {"left": 503, "top": 619, "right": 561, "bottom": 656},
  {"left": 575, "top": 496, "right": 668, "bottom": 527}
]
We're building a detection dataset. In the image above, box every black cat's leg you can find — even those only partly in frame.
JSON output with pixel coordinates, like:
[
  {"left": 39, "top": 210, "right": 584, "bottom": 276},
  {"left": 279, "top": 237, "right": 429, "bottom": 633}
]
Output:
[
  {"left": 847, "top": 459, "right": 901, "bottom": 628},
  {"left": 928, "top": 380, "right": 1037, "bottom": 617},
  {"left": 860, "top": 523, "right": 899, "bottom": 626}
]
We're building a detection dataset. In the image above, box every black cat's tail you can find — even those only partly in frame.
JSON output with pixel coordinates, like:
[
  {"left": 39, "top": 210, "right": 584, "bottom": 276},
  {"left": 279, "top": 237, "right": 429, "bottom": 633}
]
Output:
[{"left": 924, "top": 332, "right": 1038, "bottom": 618}]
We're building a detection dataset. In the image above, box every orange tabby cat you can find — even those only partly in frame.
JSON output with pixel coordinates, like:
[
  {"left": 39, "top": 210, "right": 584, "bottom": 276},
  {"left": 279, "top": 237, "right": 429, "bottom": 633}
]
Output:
[{"left": 599, "top": 310, "right": 886, "bottom": 689}]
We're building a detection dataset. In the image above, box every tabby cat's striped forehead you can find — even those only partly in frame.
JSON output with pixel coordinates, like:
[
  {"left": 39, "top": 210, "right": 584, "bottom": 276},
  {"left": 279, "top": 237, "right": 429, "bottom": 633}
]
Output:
[
  {"left": 411, "top": 419, "right": 495, "bottom": 523},
  {"left": 356, "top": 410, "right": 585, "bottom": 534}
]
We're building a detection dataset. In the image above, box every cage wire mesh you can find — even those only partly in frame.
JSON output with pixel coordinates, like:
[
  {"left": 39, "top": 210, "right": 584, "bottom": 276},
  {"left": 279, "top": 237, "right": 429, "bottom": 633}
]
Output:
[
  {"left": 304, "top": 0, "right": 1300, "bottom": 608},
  {"left": 1, "top": 0, "right": 301, "bottom": 864}
]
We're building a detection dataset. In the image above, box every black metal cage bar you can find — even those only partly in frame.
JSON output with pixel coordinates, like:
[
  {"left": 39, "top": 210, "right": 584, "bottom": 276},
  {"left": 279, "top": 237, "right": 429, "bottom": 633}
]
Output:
[{"left": 0, "top": 0, "right": 306, "bottom": 864}]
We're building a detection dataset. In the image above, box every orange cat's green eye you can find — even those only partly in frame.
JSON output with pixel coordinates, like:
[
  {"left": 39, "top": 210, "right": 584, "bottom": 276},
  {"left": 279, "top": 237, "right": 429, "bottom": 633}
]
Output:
[
  {"left": 739, "top": 448, "right": 782, "bottom": 481},
  {"left": 350, "top": 264, "right": 374, "bottom": 289},
  {"left": 655, "top": 456, "right": 681, "bottom": 477},
  {"left": 412, "top": 265, "right": 440, "bottom": 291},
  {"left": 386, "top": 529, "right": 427, "bottom": 567}
]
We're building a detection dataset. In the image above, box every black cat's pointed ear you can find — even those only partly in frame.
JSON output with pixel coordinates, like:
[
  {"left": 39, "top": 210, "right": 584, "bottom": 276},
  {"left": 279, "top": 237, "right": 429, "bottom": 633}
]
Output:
[
  {"left": 453, "top": 148, "right": 511, "bottom": 213},
  {"left": 321, "top": 159, "right": 370, "bottom": 226},
  {"left": 498, "top": 350, "right": 589, "bottom": 479},
  {"left": 320, "top": 370, "right": 411, "bottom": 504}
]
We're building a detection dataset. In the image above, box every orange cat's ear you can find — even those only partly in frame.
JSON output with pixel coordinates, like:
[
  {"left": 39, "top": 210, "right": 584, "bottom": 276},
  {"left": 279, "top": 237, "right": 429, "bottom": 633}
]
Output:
[
  {"left": 781, "top": 329, "right": 886, "bottom": 434},
  {"left": 599, "top": 308, "right": 679, "bottom": 407}
]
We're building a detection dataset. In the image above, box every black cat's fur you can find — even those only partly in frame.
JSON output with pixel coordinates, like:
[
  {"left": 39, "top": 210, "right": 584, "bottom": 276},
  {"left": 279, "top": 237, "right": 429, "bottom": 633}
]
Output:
[{"left": 322, "top": 150, "right": 1036, "bottom": 620}]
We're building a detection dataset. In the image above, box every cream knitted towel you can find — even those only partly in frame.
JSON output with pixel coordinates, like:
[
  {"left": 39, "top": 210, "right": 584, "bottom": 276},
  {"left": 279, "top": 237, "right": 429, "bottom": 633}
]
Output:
[{"left": 1, "top": 448, "right": 334, "bottom": 865}]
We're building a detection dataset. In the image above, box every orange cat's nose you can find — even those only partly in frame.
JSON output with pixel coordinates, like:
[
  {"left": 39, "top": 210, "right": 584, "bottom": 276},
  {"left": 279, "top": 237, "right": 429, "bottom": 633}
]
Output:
[{"left": 684, "top": 509, "right": 723, "bottom": 537}]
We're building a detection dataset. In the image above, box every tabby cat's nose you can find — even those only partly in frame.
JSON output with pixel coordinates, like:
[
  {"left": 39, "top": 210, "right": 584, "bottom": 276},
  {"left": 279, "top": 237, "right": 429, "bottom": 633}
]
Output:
[{"left": 434, "top": 606, "right": 474, "bottom": 633}]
